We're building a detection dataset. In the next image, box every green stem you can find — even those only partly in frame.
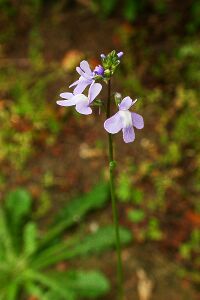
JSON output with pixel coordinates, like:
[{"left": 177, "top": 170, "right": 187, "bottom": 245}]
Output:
[{"left": 106, "top": 79, "right": 124, "bottom": 300}]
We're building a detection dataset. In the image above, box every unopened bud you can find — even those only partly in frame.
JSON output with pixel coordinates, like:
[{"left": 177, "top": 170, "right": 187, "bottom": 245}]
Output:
[
  {"left": 117, "top": 51, "right": 124, "bottom": 58},
  {"left": 114, "top": 92, "right": 122, "bottom": 105},
  {"left": 94, "top": 65, "right": 104, "bottom": 76},
  {"left": 104, "top": 69, "right": 111, "bottom": 77}
]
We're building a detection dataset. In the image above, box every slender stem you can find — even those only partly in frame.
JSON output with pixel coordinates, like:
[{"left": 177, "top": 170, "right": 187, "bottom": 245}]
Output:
[{"left": 107, "top": 79, "right": 124, "bottom": 300}]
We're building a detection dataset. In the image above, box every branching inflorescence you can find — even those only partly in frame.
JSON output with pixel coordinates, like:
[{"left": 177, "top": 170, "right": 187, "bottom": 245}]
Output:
[
  {"left": 57, "top": 50, "right": 144, "bottom": 299},
  {"left": 57, "top": 50, "right": 144, "bottom": 143}
]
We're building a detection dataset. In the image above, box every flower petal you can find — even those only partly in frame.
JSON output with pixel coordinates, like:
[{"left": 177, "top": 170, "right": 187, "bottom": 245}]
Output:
[
  {"left": 69, "top": 79, "right": 80, "bottom": 88},
  {"left": 76, "top": 103, "right": 92, "bottom": 115},
  {"left": 104, "top": 112, "right": 123, "bottom": 134},
  {"left": 88, "top": 83, "right": 102, "bottom": 103},
  {"left": 131, "top": 113, "right": 144, "bottom": 129},
  {"left": 119, "top": 110, "right": 133, "bottom": 128},
  {"left": 80, "top": 60, "right": 92, "bottom": 75},
  {"left": 72, "top": 94, "right": 88, "bottom": 104},
  {"left": 122, "top": 126, "right": 135, "bottom": 143},
  {"left": 73, "top": 80, "right": 90, "bottom": 94},
  {"left": 60, "top": 92, "right": 73, "bottom": 99},
  {"left": 76, "top": 67, "right": 84, "bottom": 76},
  {"left": 57, "top": 94, "right": 87, "bottom": 107},
  {"left": 119, "top": 97, "right": 133, "bottom": 110},
  {"left": 57, "top": 100, "right": 75, "bottom": 107}
]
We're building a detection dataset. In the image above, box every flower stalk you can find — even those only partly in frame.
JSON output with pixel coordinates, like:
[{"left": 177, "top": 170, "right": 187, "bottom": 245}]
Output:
[
  {"left": 57, "top": 50, "right": 144, "bottom": 299},
  {"left": 107, "top": 79, "right": 124, "bottom": 300}
]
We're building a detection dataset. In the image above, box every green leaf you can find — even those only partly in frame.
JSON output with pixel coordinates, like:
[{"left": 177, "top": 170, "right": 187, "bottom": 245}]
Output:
[
  {"left": 0, "top": 270, "right": 11, "bottom": 292},
  {"left": 5, "top": 280, "right": 20, "bottom": 300},
  {"left": 33, "top": 226, "right": 132, "bottom": 268},
  {"left": 0, "top": 275, "right": 21, "bottom": 300},
  {"left": 5, "top": 188, "right": 32, "bottom": 253},
  {"left": 23, "top": 222, "right": 38, "bottom": 256},
  {"left": 70, "top": 270, "right": 109, "bottom": 298},
  {"left": 5, "top": 188, "right": 32, "bottom": 227},
  {"left": 30, "top": 235, "right": 82, "bottom": 269},
  {"left": 24, "top": 281, "right": 46, "bottom": 299},
  {"left": 48, "top": 270, "right": 110, "bottom": 298},
  {"left": 0, "top": 242, "right": 5, "bottom": 262},
  {"left": 56, "top": 182, "right": 108, "bottom": 223},
  {"left": 26, "top": 271, "right": 75, "bottom": 300},
  {"left": 41, "top": 182, "right": 108, "bottom": 246},
  {"left": 128, "top": 209, "right": 145, "bottom": 223},
  {"left": 0, "top": 208, "right": 14, "bottom": 259},
  {"left": 69, "top": 226, "right": 132, "bottom": 257}
]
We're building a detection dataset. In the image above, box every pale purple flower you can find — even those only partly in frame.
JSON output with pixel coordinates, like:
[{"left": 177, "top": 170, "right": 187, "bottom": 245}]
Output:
[
  {"left": 94, "top": 65, "right": 104, "bottom": 76},
  {"left": 104, "top": 97, "right": 144, "bottom": 143},
  {"left": 69, "top": 60, "right": 95, "bottom": 94},
  {"left": 57, "top": 83, "right": 102, "bottom": 115},
  {"left": 117, "top": 51, "right": 124, "bottom": 58}
]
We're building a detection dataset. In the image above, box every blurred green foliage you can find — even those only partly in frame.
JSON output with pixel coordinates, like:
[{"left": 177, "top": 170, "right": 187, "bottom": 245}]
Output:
[
  {"left": 179, "top": 229, "right": 200, "bottom": 260},
  {"left": 0, "top": 42, "right": 62, "bottom": 169},
  {"left": 92, "top": 0, "right": 200, "bottom": 31},
  {"left": 0, "top": 0, "right": 200, "bottom": 291},
  {"left": 93, "top": 0, "right": 145, "bottom": 22},
  {"left": 187, "top": 0, "right": 200, "bottom": 33},
  {"left": 0, "top": 183, "right": 132, "bottom": 299},
  {"left": 92, "top": 0, "right": 168, "bottom": 22}
]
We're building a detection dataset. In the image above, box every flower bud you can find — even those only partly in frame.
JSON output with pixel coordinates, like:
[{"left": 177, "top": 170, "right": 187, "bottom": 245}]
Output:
[
  {"left": 117, "top": 51, "right": 124, "bottom": 58},
  {"left": 94, "top": 65, "right": 104, "bottom": 76},
  {"left": 114, "top": 92, "right": 122, "bottom": 105},
  {"left": 100, "top": 54, "right": 106, "bottom": 59},
  {"left": 104, "top": 69, "right": 111, "bottom": 78}
]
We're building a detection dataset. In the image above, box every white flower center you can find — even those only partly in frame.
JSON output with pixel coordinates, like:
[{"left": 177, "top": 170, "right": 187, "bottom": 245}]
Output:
[
  {"left": 119, "top": 110, "right": 132, "bottom": 128},
  {"left": 75, "top": 95, "right": 89, "bottom": 105}
]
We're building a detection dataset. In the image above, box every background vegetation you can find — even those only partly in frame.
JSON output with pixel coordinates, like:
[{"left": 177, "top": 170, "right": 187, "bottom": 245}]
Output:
[{"left": 0, "top": 0, "right": 200, "bottom": 299}]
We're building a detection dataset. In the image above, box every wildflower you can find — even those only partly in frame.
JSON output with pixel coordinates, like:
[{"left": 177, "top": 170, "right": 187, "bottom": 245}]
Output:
[
  {"left": 94, "top": 65, "right": 104, "bottom": 76},
  {"left": 104, "top": 97, "right": 144, "bottom": 143},
  {"left": 57, "top": 83, "right": 102, "bottom": 115},
  {"left": 69, "top": 60, "right": 95, "bottom": 94}
]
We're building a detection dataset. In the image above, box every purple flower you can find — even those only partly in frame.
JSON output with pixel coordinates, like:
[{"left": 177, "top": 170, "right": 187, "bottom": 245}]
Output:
[
  {"left": 69, "top": 60, "right": 95, "bottom": 94},
  {"left": 104, "top": 97, "right": 144, "bottom": 143},
  {"left": 93, "top": 65, "right": 104, "bottom": 76},
  {"left": 117, "top": 51, "right": 124, "bottom": 58},
  {"left": 57, "top": 83, "right": 102, "bottom": 115}
]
